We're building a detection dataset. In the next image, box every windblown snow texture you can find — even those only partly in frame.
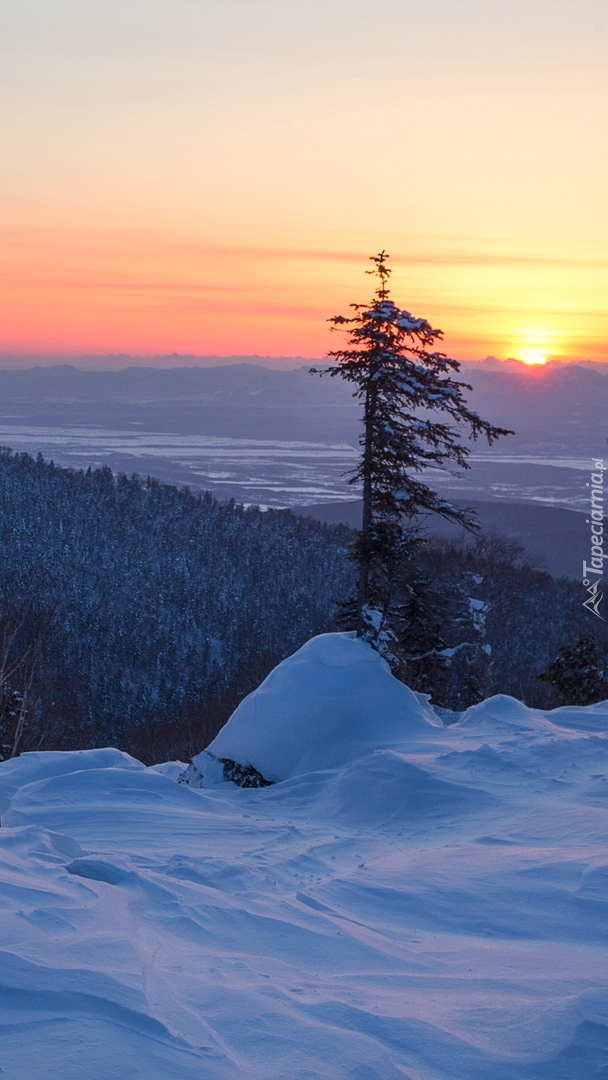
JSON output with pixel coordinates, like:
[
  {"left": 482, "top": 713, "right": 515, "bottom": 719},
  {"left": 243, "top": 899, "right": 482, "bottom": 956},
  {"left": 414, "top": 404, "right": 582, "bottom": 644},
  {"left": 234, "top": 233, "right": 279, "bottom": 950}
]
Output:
[{"left": 1, "top": 634, "right": 607, "bottom": 1079}]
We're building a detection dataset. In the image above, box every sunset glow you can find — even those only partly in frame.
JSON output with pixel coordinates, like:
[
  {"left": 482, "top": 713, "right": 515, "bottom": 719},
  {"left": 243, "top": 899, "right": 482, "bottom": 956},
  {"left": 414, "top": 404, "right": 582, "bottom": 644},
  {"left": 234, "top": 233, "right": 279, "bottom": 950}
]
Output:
[{"left": 1, "top": 1, "right": 607, "bottom": 365}]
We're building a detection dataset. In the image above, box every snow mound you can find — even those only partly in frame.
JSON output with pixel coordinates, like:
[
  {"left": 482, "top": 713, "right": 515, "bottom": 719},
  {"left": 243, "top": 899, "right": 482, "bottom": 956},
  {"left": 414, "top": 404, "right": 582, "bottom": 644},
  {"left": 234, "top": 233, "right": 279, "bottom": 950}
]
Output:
[
  {"left": 2, "top": 763, "right": 205, "bottom": 832},
  {"left": 147, "top": 759, "right": 189, "bottom": 780},
  {"left": 184, "top": 632, "right": 442, "bottom": 785},
  {"left": 545, "top": 701, "right": 608, "bottom": 732},
  {"left": 0, "top": 747, "right": 143, "bottom": 817},
  {"left": 457, "top": 695, "right": 608, "bottom": 735},
  {"left": 258, "top": 748, "right": 495, "bottom": 828},
  {"left": 456, "top": 694, "right": 571, "bottom": 735}
]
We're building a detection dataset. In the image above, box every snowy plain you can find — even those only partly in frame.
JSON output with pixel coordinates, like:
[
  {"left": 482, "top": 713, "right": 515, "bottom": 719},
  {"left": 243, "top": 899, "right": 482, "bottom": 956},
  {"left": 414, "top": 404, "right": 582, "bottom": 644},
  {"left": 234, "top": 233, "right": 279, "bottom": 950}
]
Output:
[
  {"left": 0, "top": 633, "right": 607, "bottom": 1079},
  {"left": 0, "top": 422, "right": 591, "bottom": 510}
]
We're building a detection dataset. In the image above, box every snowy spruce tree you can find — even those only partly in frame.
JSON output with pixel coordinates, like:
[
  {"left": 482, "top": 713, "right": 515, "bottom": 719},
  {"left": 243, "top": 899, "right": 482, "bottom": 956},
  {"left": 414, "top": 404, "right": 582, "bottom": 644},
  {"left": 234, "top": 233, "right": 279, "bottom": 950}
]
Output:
[
  {"left": 314, "top": 251, "right": 512, "bottom": 652},
  {"left": 538, "top": 637, "right": 608, "bottom": 706}
]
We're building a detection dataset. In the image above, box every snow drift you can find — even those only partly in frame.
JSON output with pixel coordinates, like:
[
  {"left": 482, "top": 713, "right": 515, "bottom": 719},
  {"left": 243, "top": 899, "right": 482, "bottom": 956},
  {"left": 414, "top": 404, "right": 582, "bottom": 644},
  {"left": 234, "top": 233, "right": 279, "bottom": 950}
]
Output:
[
  {"left": 182, "top": 632, "right": 443, "bottom": 785},
  {"left": 0, "top": 633, "right": 607, "bottom": 1079}
]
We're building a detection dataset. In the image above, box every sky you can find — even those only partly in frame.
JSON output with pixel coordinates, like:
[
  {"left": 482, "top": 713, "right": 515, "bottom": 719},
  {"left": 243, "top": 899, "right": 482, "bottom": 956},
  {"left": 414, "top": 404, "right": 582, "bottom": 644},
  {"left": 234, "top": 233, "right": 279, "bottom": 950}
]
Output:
[{"left": 1, "top": 0, "right": 607, "bottom": 366}]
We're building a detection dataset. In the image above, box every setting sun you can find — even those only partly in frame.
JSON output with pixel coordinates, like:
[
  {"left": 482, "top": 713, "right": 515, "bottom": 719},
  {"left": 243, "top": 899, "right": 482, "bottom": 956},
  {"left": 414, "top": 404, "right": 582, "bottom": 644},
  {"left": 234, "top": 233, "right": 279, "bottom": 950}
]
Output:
[
  {"left": 519, "top": 349, "right": 548, "bottom": 366},
  {"left": 511, "top": 328, "right": 558, "bottom": 366}
]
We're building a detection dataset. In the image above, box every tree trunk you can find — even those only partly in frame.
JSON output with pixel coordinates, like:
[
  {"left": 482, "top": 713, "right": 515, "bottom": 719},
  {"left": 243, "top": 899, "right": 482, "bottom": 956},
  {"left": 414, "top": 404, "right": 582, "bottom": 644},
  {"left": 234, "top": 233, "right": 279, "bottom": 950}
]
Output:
[{"left": 356, "top": 382, "right": 376, "bottom": 635}]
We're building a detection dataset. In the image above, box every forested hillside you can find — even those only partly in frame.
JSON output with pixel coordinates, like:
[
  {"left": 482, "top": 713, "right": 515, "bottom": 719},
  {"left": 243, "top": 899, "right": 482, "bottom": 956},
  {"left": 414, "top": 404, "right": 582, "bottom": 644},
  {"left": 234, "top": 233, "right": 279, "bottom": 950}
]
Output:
[
  {"left": 0, "top": 448, "right": 603, "bottom": 764},
  {"left": 0, "top": 449, "right": 353, "bottom": 760}
]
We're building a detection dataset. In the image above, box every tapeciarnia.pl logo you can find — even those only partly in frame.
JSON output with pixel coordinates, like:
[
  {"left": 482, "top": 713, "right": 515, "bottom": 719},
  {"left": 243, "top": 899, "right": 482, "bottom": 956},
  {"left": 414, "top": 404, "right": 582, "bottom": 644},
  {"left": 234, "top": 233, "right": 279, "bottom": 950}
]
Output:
[{"left": 582, "top": 459, "right": 605, "bottom": 620}]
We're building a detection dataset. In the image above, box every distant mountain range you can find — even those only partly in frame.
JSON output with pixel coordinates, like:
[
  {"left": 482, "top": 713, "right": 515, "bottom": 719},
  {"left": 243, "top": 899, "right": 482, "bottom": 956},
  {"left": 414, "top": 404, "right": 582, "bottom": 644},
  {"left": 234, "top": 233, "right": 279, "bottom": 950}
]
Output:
[{"left": 0, "top": 359, "right": 606, "bottom": 448}]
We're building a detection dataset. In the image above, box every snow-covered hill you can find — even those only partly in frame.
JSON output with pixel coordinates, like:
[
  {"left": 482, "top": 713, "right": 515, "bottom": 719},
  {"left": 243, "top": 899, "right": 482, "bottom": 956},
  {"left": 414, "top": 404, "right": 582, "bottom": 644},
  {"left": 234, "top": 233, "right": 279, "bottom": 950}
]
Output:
[{"left": 0, "top": 634, "right": 607, "bottom": 1078}]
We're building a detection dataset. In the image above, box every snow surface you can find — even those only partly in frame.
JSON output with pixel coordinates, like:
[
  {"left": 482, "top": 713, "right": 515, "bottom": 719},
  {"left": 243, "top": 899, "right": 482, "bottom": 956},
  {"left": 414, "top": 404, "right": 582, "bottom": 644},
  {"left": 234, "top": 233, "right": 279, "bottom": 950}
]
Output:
[{"left": 1, "top": 633, "right": 607, "bottom": 1078}]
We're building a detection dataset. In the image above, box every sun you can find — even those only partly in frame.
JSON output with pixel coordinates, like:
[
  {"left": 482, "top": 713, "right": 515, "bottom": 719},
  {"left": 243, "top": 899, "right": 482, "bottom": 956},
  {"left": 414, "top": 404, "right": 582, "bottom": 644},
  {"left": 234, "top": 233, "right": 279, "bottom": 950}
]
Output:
[
  {"left": 512, "top": 327, "right": 556, "bottom": 366},
  {"left": 519, "top": 347, "right": 548, "bottom": 366}
]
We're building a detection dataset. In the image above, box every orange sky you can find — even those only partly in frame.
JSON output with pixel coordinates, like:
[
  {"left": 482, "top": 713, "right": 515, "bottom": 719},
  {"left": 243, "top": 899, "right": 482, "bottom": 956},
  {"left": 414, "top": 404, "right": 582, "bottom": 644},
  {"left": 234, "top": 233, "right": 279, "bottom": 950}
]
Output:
[{"left": 2, "top": 0, "right": 607, "bottom": 365}]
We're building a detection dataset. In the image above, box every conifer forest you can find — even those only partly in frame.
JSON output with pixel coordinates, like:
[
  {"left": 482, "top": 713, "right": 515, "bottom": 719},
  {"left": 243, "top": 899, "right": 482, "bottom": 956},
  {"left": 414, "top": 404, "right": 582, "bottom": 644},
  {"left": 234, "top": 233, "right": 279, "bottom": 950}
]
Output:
[{"left": 0, "top": 448, "right": 604, "bottom": 763}]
